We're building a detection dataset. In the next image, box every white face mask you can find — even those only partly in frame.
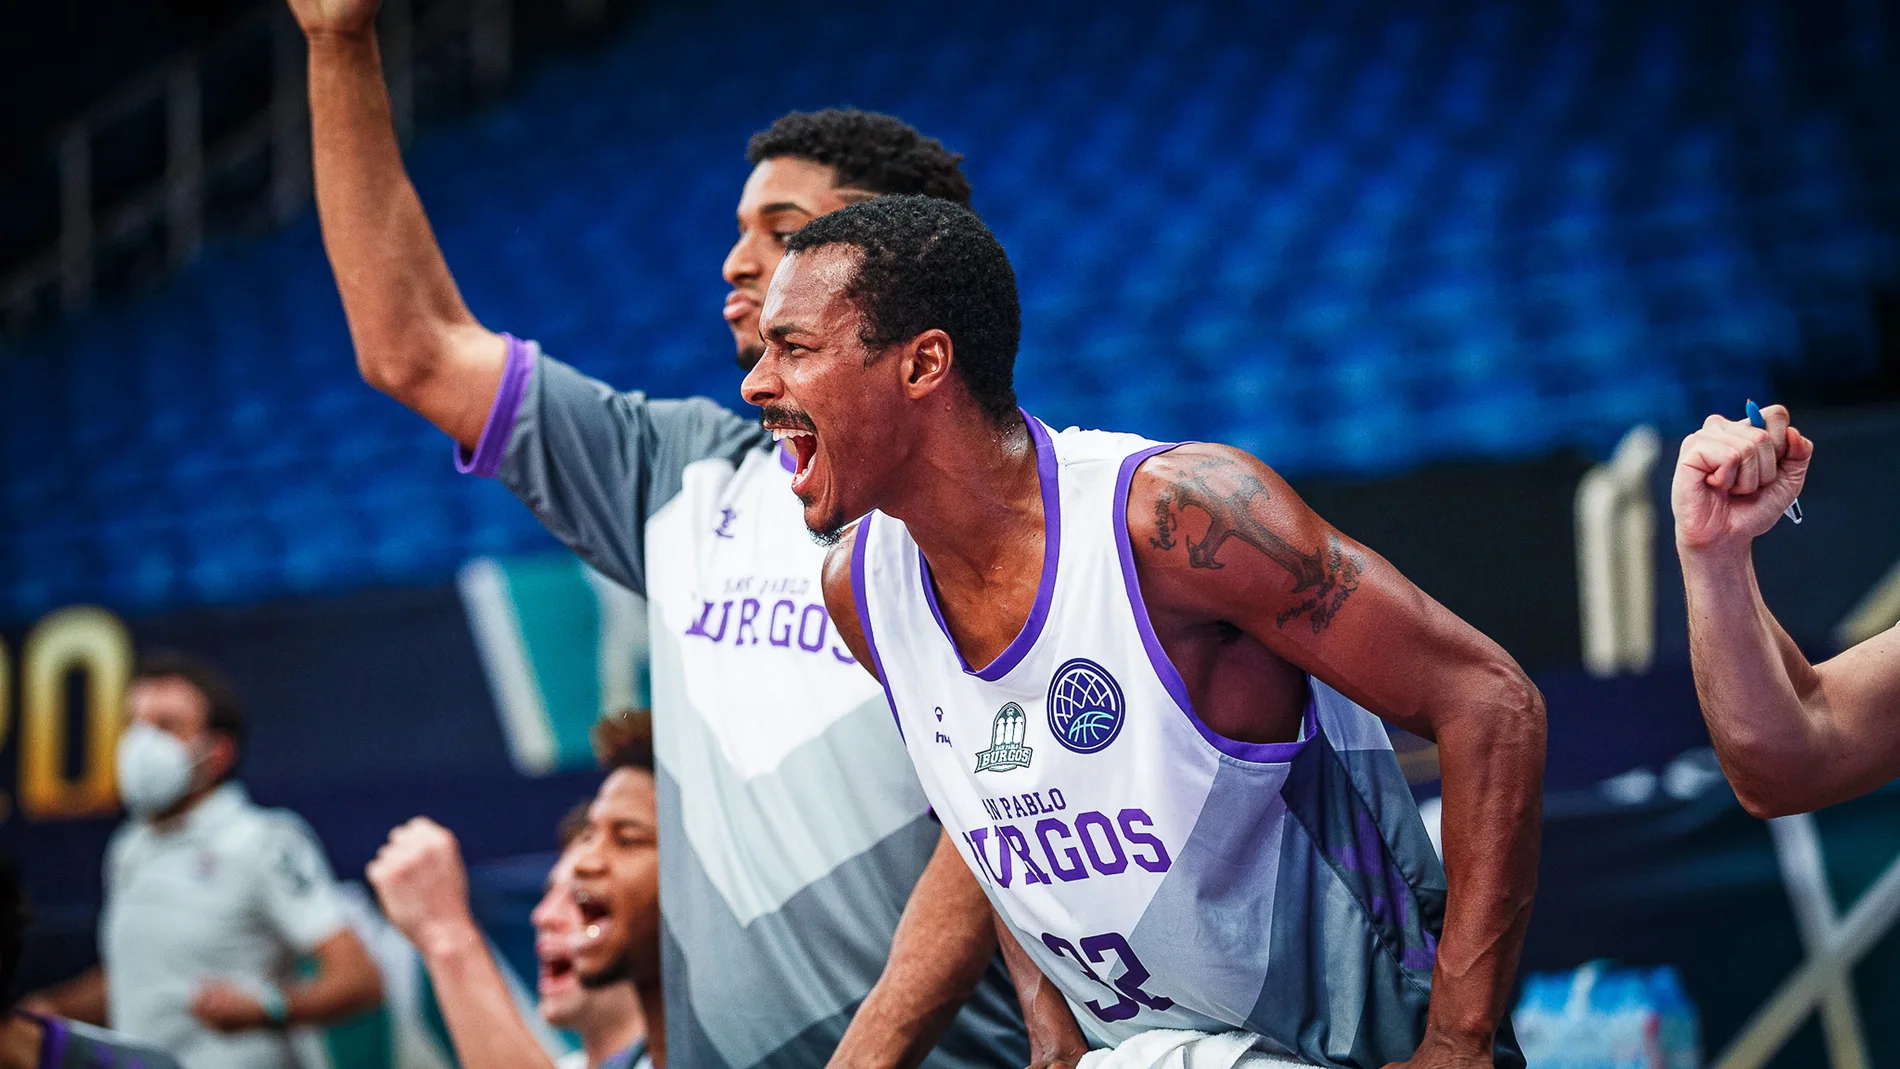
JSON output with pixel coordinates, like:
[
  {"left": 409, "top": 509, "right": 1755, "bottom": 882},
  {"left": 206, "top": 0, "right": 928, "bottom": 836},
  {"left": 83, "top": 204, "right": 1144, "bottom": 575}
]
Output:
[{"left": 115, "top": 723, "right": 203, "bottom": 818}]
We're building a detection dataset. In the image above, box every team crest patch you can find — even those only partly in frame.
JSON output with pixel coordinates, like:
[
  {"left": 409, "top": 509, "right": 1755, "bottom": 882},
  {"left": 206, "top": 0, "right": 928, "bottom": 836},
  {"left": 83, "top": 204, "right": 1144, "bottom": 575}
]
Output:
[
  {"left": 1046, "top": 658, "right": 1126, "bottom": 754},
  {"left": 975, "top": 703, "right": 1033, "bottom": 773}
]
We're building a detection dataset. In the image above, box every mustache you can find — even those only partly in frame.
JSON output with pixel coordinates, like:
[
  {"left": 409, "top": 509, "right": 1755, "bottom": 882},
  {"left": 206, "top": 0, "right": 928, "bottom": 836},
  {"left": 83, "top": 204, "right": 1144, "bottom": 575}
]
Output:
[{"left": 759, "top": 405, "right": 817, "bottom": 433}]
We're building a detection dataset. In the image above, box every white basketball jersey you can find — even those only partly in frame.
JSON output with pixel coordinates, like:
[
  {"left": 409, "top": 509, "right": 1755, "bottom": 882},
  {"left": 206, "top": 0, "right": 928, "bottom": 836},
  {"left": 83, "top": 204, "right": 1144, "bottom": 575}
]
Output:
[{"left": 853, "top": 417, "right": 1457, "bottom": 1069}]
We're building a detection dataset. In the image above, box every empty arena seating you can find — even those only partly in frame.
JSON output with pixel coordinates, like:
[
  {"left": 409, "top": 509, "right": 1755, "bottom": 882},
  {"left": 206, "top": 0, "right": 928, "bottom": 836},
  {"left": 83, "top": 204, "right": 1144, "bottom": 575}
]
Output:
[{"left": 2, "top": 0, "right": 1894, "bottom": 620}]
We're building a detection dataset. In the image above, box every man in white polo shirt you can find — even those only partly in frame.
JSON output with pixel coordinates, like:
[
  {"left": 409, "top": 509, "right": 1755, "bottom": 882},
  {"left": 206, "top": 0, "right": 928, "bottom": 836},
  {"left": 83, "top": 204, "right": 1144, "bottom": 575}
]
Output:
[{"left": 22, "top": 653, "right": 384, "bottom": 1069}]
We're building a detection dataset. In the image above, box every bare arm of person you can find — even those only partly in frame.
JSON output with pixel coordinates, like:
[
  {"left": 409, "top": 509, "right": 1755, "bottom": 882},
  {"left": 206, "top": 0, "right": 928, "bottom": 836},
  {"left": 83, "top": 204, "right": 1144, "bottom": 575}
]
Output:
[
  {"left": 365, "top": 819, "right": 559, "bottom": 1069},
  {"left": 828, "top": 831, "right": 1003, "bottom": 1069},
  {"left": 993, "top": 919, "right": 1087, "bottom": 1069},
  {"left": 191, "top": 928, "right": 384, "bottom": 1032},
  {"left": 1128, "top": 444, "right": 1546, "bottom": 1069},
  {"left": 289, "top": 0, "right": 504, "bottom": 447},
  {"left": 1673, "top": 405, "right": 1900, "bottom": 816},
  {"left": 19, "top": 967, "right": 108, "bottom": 1025},
  {"left": 824, "top": 534, "right": 1091, "bottom": 1068}
]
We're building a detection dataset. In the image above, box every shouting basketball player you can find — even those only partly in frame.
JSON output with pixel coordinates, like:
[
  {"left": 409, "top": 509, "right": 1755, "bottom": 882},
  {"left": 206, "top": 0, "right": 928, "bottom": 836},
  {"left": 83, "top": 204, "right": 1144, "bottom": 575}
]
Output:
[
  {"left": 743, "top": 196, "right": 1544, "bottom": 1068},
  {"left": 291, "top": 1, "right": 1038, "bottom": 1065}
]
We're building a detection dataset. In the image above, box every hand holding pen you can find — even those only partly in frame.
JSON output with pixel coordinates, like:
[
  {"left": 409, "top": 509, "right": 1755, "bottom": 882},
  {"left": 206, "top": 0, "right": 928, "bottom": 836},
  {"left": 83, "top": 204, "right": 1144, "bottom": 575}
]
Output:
[{"left": 1670, "top": 401, "right": 1812, "bottom": 555}]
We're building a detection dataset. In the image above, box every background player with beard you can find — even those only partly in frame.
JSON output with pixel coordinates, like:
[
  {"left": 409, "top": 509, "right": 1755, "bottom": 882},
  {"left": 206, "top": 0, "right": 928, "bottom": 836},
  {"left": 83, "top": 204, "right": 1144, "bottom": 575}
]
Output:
[
  {"left": 291, "top": 0, "right": 1042, "bottom": 1065},
  {"left": 368, "top": 719, "right": 661, "bottom": 1069},
  {"left": 742, "top": 197, "right": 1544, "bottom": 1068}
]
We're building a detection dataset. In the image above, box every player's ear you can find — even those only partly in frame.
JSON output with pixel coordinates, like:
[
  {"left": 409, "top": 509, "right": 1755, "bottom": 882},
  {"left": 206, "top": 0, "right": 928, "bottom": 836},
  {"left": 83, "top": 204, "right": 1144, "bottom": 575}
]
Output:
[
  {"left": 901, "top": 329, "right": 954, "bottom": 401},
  {"left": 204, "top": 732, "right": 238, "bottom": 783}
]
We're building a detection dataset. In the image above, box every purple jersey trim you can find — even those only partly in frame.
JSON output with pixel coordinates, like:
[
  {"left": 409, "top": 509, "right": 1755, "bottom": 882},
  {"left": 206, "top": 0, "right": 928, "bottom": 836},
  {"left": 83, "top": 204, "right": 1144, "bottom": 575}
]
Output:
[
  {"left": 34, "top": 1013, "right": 67, "bottom": 1069},
  {"left": 917, "top": 411, "right": 1060, "bottom": 682},
  {"left": 454, "top": 332, "right": 533, "bottom": 478},
  {"left": 851, "top": 515, "right": 904, "bottom": 740},
  {"left": 1113, "top": 443, "right": 1316, "bottom": 763}
]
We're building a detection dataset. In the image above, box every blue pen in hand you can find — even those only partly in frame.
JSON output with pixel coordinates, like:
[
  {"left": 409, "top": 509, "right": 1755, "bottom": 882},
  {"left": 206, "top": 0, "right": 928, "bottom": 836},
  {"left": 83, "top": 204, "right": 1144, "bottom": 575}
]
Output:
[{"left": 1746, "top": 400, "right": 1803, "bottom": 525}]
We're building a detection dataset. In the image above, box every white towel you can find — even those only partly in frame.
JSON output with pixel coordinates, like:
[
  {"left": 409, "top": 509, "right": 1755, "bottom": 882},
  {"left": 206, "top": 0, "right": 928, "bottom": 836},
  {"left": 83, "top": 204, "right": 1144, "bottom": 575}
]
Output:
[{"left": 1075, "top": 1029, "right": 1312, "bottom": 1069}]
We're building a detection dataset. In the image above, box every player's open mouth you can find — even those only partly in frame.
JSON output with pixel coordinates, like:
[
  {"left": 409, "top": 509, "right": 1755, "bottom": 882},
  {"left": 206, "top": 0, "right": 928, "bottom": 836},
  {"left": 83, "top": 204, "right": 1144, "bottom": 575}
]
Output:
[
  {"left": 572, "top": 885, "right": 614, "bottom": 947},
  {"left": 772, "top": 427, "right": 819, "bottom": 493}
]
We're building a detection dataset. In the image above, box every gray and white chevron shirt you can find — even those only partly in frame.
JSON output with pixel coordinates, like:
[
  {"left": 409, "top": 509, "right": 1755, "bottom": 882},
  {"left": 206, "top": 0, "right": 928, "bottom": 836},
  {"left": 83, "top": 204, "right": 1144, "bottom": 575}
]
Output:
[{"left": 458, "top": 336, "right": 1026, "bottom": 1069}]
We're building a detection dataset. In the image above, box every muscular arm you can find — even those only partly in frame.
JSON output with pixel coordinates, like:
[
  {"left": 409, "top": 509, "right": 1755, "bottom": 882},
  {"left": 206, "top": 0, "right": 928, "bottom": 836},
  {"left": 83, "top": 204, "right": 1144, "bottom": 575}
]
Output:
[
  {"left": 829, "top": 831, "right": 1001, "bottom": 1069},
  {"left": 298, "top": 2, "right": 503, "bottom": 446},
  {"left": 1130, "top": 445, "right": 1545, "bottom": 1064},
  {"left": 1673, "top": 407, "right": 1900, "bottom": 817},
  {"left": 1681, "top": 553, "right": 1900, "bottom": 816},
  {"left": 21, "top": 967, "right": 108, "bottom": 1025},
  {"left": 823, "top": 535, "right": 1091, "bottom": 1067}
]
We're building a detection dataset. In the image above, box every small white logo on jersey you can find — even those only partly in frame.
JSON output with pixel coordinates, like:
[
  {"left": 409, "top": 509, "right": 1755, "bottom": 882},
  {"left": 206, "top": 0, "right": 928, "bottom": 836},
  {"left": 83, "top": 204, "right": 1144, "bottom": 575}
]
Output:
[{"left": 975, "top": 703, "right": 1033, "bottom": 773}]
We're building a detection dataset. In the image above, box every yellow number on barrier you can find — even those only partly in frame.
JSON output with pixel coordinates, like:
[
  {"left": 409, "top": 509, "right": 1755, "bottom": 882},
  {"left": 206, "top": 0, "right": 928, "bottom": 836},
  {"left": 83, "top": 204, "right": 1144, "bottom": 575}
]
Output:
[{"left": 19, "top": 607, "right": 131, "bottom": 820}]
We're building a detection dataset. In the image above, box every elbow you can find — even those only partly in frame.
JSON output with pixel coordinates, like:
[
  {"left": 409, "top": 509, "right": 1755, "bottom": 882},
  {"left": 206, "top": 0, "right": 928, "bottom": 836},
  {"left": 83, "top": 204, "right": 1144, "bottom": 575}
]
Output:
[
  {"left": 1481, "top": 659, "right": 1548, "bottom": 762},
  {"left": 1722, "top": 761, "right": 1816, "bottom": 820},
  {"left": 1735, "top": 788, "right": 1804, "bottom": 821},
  {"left": 355, "top": 340, "right": 437, "bottom": 406}
]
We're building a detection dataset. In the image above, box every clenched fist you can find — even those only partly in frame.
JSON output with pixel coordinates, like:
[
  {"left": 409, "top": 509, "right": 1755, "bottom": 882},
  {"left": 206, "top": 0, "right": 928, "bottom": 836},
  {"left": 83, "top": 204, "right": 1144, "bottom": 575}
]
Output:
[
  {"left": 286, "top": 0, "right": 382, "bottom": 37},
  {"left": 191, "top": 979, "right": 269, "bottom": 1032},
  {"left": 366, "top": 817, "right": 478, "bottom": 958},
  {"left": 1672, "top": 403, "right": 1812, "bottom": 555}
]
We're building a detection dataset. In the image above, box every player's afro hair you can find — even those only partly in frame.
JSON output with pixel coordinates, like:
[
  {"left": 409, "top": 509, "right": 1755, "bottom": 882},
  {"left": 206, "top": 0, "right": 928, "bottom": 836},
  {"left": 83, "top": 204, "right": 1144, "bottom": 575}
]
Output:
[
  {"left": 591, "top": 708, "right": 654, "bottom": 774},
  {"left": 786, "top": 195, "right": 1020, "bottom": 425},
  {"left": 746, "top": 109, "right": 972, "bottom": 206}
]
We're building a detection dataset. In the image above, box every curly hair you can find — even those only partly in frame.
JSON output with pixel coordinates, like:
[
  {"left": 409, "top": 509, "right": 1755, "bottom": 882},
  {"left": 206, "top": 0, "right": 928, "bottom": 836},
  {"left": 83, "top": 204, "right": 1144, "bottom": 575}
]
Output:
[
  {"left": 785, "top": 195, "right": 1020, "bottom": 425},
  {"left": 590, "top": 708, "right": 654, "bottom": 773},
  {"left": 746, "top": 109, "right": 972, "bottom": 206}
]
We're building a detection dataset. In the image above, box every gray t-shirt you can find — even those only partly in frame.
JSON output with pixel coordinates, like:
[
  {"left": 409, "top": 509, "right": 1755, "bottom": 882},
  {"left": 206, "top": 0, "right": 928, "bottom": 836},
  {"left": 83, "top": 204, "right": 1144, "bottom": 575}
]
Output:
[{"left": 460, "top": 336, "right": 1025, "bottom": 1069}]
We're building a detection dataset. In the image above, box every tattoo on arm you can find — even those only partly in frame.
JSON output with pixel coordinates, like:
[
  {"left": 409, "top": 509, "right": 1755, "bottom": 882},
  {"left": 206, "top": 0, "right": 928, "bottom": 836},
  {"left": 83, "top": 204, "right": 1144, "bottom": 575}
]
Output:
[{"left": 1148, "top": 457, "right": 1363, "bottom": 632}]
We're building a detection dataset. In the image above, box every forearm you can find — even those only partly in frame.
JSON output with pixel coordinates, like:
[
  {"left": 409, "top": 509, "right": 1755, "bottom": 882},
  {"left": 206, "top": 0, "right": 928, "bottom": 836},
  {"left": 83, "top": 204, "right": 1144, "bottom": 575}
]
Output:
[
  {"left": 1680, "top": 547, "right": 1831, "bottom": 814},
  {"left": 994, "top": 917, "right": 1088, "bottom": 1067},
  {"left": 831, "top": 833, "right": 996, "bottom": 1069},
  {"left": 415, "top": 921, "right": 559, "bottom": 1069},
  {"left": 28, "top": 967, "right": 108, "bottom": 1025},
  {"left": 305, "top": 28, "right": 493, "bottom": 427},
  {"left": 1424, "top": 667, "right": 1545, "bottom": 1053},
  {"left": 284, "top": 934, "right": 384, "bottom": 1025}
]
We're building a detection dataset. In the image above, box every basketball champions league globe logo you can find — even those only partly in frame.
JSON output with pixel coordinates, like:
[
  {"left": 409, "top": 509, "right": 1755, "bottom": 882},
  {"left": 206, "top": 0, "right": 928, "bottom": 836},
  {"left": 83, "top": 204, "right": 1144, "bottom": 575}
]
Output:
[
  {"left": 975, "top": 703, "right": 1033, "bottom": 772},
  {"left": 1046, "top": 658, "right": 1126, "bottom": 754}
]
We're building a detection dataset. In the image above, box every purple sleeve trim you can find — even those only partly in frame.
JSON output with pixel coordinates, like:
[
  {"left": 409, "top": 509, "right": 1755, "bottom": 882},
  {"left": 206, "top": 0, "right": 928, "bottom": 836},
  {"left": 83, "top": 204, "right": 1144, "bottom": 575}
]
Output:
[
  {"left": 34, "top": 1013, "right": 68, "bottom": 1069},
  {"left": 851, "top": 516, "right": 905, "bottom": 741},
  {"left": 455, "top": 333, "right": 533, "bottom": 478},
  {"left": 1112, "top": 443, "right": 1314, "bottom": 764},
  {"left": 918, "top": 411, "right": 1062, "bottom": 681}
]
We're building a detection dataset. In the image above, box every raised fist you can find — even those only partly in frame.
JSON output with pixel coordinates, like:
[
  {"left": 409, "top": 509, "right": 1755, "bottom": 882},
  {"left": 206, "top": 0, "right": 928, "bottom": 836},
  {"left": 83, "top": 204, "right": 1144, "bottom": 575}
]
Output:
[
  {"left": 1672, "top": 403, "right": 1812, "bottom": 554},
  {"left": 286, "top": 0, "right": 382, "bottom": 37},
  {"left": 366, "top": 817, "right": 476, "bottom": 954}
]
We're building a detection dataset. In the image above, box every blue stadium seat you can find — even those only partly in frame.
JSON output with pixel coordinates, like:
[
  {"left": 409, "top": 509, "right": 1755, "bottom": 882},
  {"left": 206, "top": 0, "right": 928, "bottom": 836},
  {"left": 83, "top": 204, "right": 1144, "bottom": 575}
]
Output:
[{"left": 0, "top": 0, "right": 1894, "bottom": 620}]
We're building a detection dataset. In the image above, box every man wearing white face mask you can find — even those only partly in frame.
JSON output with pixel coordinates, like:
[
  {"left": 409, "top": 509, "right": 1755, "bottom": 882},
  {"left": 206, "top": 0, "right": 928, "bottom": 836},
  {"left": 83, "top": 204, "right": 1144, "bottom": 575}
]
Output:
[{"left": 21, "top": 652, "right": 383, "bottom": 1069}]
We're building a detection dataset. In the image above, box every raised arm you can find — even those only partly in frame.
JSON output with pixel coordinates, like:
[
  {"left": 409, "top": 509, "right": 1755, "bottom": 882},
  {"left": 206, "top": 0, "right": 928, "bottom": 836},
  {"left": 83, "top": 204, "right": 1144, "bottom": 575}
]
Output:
[
  {"left": 292, "top": 0, "right": 504, "bottom": 446},
  {"left": 1673, "top": 405, "right": 1900, "bottom": 817},
  {"left": 1128, "top": 444, "right": 1545, "bottom": 1068},
  {"left": 366, "top": 819, "right": 560, "bottom": 1069}
]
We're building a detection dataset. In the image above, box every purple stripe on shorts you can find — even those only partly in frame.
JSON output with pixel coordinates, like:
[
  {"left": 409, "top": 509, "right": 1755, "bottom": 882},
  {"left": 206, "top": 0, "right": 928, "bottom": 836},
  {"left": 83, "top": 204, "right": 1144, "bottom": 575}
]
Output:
[
  {"left": 1113, "top": 443, "right": 1315, "bottom": 764},
  {"left": 851, "top": 515, "right": 905, "bottom": 740},
  {"left": 455, "top": 332, "right": 533, "bottom": 478},
  {"left": 917, "top": 411, "right": 1061, "bottom": 681}
]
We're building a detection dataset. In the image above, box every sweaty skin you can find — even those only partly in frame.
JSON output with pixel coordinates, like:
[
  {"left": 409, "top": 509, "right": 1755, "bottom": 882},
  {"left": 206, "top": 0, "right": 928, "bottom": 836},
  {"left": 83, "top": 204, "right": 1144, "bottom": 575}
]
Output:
[
  {"left": 753, "top": 245, "right": 1546, "bottom": 1069},
  {"left": 1673, "top": 404, "right": 1900, "bottom": 817}
]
